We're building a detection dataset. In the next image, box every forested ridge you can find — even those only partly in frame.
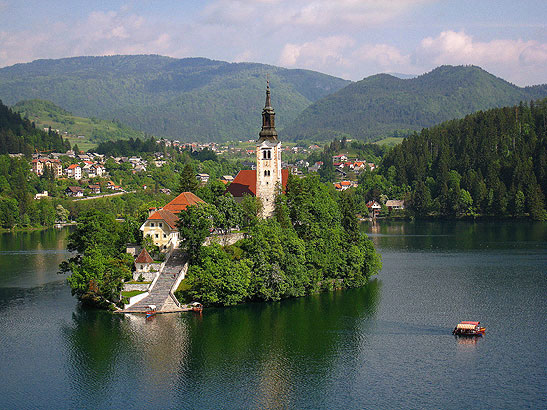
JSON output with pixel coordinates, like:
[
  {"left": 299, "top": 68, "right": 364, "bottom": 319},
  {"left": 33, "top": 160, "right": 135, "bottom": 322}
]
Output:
[
  {"left": 380, "top": 98, "right": 547, "bottom": 220},
  {"left": 13, "top": 99, "right": 145, "bottom": 144},
  {"left": 0, "top": 99, "right": 69, "bottom": 155},
  {"left": 285, "top": 65, "right": 547, "bottom": 142},
  {"left": 0, "top": 55, "right": 349, "bottom": 142}
]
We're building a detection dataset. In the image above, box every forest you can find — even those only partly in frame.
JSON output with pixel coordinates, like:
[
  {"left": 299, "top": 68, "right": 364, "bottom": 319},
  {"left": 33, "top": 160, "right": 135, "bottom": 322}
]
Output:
[
  {"left": 379, "top": 98, "right": 547, "bottom": 220},
  {"left": 0, "top": 99, "right": 69, "bottom": 155}
]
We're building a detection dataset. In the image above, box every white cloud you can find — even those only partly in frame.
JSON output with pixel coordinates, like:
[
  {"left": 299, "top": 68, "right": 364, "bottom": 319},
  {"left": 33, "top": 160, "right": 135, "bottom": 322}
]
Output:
[
  {"left": 279, "top": 36, "right": 355, "bottom": 70},
  {"left": 203, "top": 0, "right": 434, "bottom": 29},
  {"left": 419, "top": 30, "right": 547, "bottom": 66},
  {"left": 353, "top": 44, "right": 410, "bottom": 69},
  {"left": 417, "top": 30, "right": 547, "bottom": 85}
]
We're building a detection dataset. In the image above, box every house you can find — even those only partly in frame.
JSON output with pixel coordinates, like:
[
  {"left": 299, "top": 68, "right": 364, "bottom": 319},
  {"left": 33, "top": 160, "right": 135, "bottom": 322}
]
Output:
[
  {"left": 65, "top": 186, "right": 84, "bottom": 197},
  {"left": 159, "top": 188, "right": 171, "bottom": 194},
  {"left": 334, "top": 181, "right": 356, "bottom": 191},
  {"left": 196, "top": 173, "right": 210, "bottom": 183},
  {"left": 88, "top": 164, "right": 104, "bottom": 178},
  {"left": 333, "top": 154, "right": 348, "bottom": 162},
  {"left": 66, "top": 164, "right": 82, "bottom": 180},
  {"left": 34, "top": 191, "right": 49, "bottom": 199},
  {"left": 106, "top": 181, "right": 122, "bottom": 191},
  {"left": 386, "top": 200, "right": 405, "bottom": 211},
  {"left": 222, "top": 175, "right": 234, "bottom": 182},
  {"left": 134, "top": 247, "right": 155, "bottom": 279},
  {"left": 366, "top": 201, "right": 382, "bottom": 217},
  {"left": 31, "top": 158, "right": 62, "bottom": 177},
  {"left": 140, "top": 192, "right": 205, "bottom": 249},
  {"left": 88, "top": 184, "right": 101, "bottom": 194}
]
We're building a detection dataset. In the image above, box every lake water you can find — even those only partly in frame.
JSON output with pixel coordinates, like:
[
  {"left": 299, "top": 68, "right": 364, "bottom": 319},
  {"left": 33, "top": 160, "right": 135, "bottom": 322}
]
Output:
[{"left": 0, "top": 221, "right": 545, "bottom": 410}]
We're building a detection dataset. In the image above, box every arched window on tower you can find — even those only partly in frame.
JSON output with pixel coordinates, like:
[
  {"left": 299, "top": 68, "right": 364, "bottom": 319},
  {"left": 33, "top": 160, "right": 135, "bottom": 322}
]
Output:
[{"left": 263, "top": 149, "right": 271, "bottom": 159}]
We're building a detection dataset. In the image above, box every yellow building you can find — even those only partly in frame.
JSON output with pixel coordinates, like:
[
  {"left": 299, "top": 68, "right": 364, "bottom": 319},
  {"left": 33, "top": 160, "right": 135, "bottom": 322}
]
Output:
[{"left": 140, "top": 192, "right": 205, "bottom": 249}]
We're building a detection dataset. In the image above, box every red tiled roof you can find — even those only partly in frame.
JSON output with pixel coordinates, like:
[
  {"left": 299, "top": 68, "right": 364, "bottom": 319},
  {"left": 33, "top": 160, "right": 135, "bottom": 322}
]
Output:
[
  {"left": 135, "top": 248, "right": 154, "bottom": 264},
  {"left": 147, "top": 209, "right": 179, "bottom": 230},
  {"left": 226, "top": 169, "right": 289, "bottom": 197},
  {"left": 162, "top": 192, "right": 205, "bottom": 213},
  {"left": 341, "top": 181, "right": 352, "bottom": 186},
  {"left": 67, "top": 164, "right": 80, "bottom": 169}
]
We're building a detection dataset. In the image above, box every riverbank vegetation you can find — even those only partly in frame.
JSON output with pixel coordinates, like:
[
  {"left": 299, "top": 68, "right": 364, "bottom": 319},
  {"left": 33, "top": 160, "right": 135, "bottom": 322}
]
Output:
[{"left": 176, "top": 175, "right": 382, "bottom": 306}]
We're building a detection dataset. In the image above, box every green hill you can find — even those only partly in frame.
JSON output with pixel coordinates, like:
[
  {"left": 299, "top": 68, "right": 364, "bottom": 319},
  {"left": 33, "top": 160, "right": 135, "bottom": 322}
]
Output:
[
  {"left": 0, "top": 55, "right": 350, "bottom": 142},
  {"left": 284, "top": 65, "right": 547, "bottom": 142},
  {"left": 13, "top": 99, "right": 146, "bottom": 148},
  {"left": 0, "top": 99, "right": 69, "bottom": 155}
]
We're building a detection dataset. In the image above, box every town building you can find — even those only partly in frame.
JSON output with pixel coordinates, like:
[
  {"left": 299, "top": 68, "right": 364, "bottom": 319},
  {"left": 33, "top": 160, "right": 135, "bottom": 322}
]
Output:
[
  {"left": 65, "top": 186, "right": 84, "bottom": 197},
  {"left": 31, "top": 158, "right": 62, "bottom": 178},
  {"left": 140, "top": 192, "right": 205, "bottom": 249},
  {"left": 226, "top": 82, "right": 287, "bottom": 218},
  {"left": 66, "top": 164, "right": 82, "bottom": 180}
]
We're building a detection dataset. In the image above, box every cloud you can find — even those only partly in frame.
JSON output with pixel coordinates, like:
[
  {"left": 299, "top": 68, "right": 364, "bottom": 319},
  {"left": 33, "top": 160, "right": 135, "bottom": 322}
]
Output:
[
  {"left": 353, "top": 44, "right": 410, "bottom": 69},
  {"left": 203, "top": 0, "right": 434, "bottom": 29},
  {"left": 279, "top": 36, "right": 355, "bottom": 69},
  {"left": 417, "top": 30, "right": 547, "bottom": 85},
  {"left": 419, "top": 30, "right": 547, "bottom": 66}
]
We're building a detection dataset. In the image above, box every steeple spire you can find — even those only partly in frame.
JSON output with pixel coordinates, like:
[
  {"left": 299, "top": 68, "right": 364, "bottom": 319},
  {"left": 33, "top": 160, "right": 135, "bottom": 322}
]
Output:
[
  {"left": 265, "top": 77, "right": 272, "bottom": 108},
  {"left": 258, "top": 78, "right": 278, "bottom": 142}
]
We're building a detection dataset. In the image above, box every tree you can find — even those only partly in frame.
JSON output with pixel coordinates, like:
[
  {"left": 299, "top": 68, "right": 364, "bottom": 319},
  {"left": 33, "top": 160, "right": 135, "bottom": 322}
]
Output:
[
  {"left": 178, "top": 203, "right": 219, "bottom": 262},
  {"left": 55, "top": 204, "right": 70, "bottom": 223},
  {"left": 60, "top": 209, "right": 132, "bottom": 307},
  {"left": 179, "top": 163, "right": 199, "bottom": 193}
]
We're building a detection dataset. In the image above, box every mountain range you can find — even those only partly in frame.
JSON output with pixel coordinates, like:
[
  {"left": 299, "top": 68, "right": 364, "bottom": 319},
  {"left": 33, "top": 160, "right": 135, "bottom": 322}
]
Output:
[
  {"left": 0, "top": 55, "right": 348, "bottom": 142},
  {"left": 1, "top": 56, "right": 546, "bottom": 143},
  {"left": 284, "top": 65, "right": 547, "bottom": 142}
]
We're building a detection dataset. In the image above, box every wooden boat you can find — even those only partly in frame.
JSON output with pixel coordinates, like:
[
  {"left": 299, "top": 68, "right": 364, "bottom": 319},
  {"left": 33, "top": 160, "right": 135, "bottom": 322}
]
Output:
[
  {"left": 145, "top": 304, "right": 157, "bottom": 318},
  {"left": 189, "top": 302, "right": 203, "bottom": 313},
  {"left": 452, "top": 321, "right": 485, "bottom": 336}
]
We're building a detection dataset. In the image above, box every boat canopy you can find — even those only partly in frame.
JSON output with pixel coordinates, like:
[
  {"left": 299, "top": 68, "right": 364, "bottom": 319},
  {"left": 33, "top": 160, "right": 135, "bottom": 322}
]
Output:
[
  {"left": 456, "top": 323, "right": 478, "bottom": 330},
  {"left": 460, "top": 321, "right": 480, "bottom": 325}
]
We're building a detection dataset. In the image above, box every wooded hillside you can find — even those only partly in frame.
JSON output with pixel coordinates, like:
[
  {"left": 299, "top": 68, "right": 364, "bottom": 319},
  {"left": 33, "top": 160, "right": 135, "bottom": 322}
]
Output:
[
  {"left": 285, "top": 65, "right": 547, "bottom": 142},
  {"left": 381, "top": 98, "right": 547, "bottom": 220}
]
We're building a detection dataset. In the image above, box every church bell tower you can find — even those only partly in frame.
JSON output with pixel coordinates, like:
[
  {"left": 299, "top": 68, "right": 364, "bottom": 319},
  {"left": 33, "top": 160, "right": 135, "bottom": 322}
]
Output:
[{"left": 256, "top": 80, "right": 282, "bottom": 218}]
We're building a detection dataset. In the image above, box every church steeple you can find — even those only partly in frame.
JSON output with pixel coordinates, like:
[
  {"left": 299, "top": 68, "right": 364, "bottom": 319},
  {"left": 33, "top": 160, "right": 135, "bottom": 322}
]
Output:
[{"left": 258, "top": 79, "right": 278, "bottom": 142}]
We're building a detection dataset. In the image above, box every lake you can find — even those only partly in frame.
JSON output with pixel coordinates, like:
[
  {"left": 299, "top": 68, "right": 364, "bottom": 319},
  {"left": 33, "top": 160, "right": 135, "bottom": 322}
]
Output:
[{"left": 0, "top": 221, "right": 545, "bottom": 410}]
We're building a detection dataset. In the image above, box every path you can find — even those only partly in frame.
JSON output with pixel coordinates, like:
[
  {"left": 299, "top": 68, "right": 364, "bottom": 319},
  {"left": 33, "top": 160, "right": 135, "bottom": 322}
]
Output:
[{"left": 121, "top": 249, "right": 187, "bottom": 313}]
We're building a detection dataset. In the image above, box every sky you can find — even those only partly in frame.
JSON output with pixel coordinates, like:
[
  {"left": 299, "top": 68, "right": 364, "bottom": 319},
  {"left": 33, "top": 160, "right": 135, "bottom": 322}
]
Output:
[{"left": 0, "top": 0, "right": 546, "bottom": 86}]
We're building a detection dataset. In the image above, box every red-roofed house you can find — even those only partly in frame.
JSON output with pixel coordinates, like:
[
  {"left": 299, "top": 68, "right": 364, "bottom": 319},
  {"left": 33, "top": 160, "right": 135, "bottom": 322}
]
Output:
[
  {"left": 139, "top": 192, "right": 206, "bottom": 249},
  {"left": 66, "top": 164, "right": 82, "bottom": 180}
]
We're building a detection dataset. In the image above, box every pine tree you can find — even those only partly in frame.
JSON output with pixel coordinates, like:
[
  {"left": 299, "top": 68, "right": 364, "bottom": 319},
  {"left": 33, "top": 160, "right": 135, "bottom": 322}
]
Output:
[{"left": 179, "top": 163, "right": 199, "bottom": 193}]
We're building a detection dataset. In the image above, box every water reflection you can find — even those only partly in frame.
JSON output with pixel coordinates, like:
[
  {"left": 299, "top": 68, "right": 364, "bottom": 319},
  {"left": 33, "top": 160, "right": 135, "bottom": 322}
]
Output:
[
  {"left": 364, "top": 220, "right": 547, "bottom": 252},
  {"left": 0, "top": 228, "right": 72, "bottom": 288}
]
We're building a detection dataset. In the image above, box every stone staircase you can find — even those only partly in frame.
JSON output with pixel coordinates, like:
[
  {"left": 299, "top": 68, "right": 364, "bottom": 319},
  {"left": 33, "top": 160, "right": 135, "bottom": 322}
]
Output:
[{"left": 122, "top": 249, "right": 187, "bottom": 313}]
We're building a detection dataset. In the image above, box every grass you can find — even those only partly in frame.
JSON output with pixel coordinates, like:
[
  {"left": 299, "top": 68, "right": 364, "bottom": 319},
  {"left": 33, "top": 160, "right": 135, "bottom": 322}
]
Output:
[
  {"left": 125, "top": 280, "right": 152, "bottom": 285},
  {"left": 373, "top": 137, "right": 405, "bottom": 146},
  {"left": 121, "top": 290, "right": 146, "bottom": 298}
]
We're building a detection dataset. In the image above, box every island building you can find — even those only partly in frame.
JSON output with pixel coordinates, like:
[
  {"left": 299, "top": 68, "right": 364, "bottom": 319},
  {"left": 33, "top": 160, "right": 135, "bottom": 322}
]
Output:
[
  {"left": 140, "top": 191, "right": 205, "bottom": 249},
  {"left": 227, "top": 81, "right": 288, "bottom": 217}
]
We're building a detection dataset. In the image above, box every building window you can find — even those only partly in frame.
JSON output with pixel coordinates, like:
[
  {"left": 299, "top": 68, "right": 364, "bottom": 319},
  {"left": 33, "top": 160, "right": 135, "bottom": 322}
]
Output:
[
  {"left": 163, "top": 234, "right": 167, "bottom": 238},
  {"left": 155, "top": 234, "right": 159, "bottom": 238},
  {"left": 150, "top": 222, "right": 155, "bottom": 227},
  {"left": 263, "top": 149, "right": 271, "bottom": 159},
  {"left": 264, "top": 170, "right": 270, "bottom": 177},
  {"left": 159, "top": 223, "right": 163, "bottom": 227}
]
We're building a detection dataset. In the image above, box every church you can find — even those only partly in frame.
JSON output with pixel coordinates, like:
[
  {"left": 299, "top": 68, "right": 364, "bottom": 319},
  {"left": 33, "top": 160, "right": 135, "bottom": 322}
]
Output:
[{"left": 226, "top": 81, "right": 288, "bottom": 217}]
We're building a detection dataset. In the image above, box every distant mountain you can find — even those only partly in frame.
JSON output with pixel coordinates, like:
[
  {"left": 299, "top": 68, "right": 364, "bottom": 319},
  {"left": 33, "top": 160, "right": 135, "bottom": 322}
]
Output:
[
  {"left": 283, "top": 65, "right": 547, "bottom": 142},
  {"left": 13, "top": 99, "right": 145, "bottom": 143},
  {"left": 0, "top": 55, "right": 350, "bottom": 142},
  {"left": 0, "top": 99, "right": 69, "bottom": 155}
]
